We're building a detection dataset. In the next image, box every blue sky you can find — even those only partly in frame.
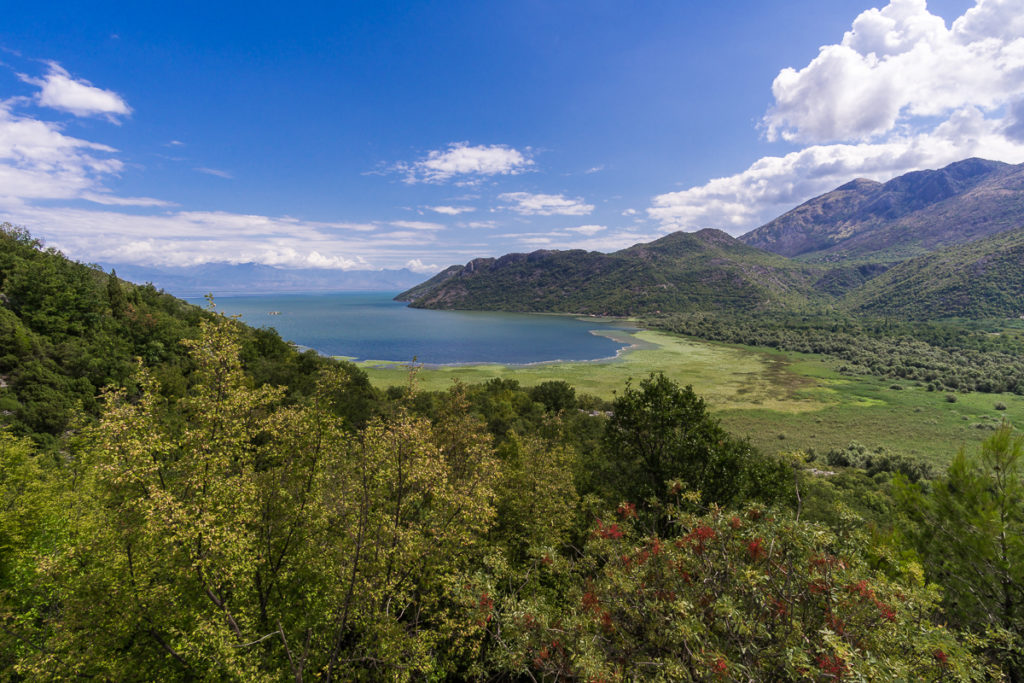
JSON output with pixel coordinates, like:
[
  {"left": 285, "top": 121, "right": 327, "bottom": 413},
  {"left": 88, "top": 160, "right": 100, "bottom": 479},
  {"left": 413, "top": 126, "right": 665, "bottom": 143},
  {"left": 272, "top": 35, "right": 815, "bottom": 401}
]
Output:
[{"left": 2, "top": 0, "right": 1022, "bottom": 273}]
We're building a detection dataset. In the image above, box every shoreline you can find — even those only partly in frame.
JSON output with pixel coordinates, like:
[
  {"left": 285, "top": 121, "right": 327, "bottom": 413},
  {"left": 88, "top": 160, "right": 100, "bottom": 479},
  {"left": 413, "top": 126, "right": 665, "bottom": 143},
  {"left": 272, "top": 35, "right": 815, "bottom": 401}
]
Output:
[{"left": 343, "top": 327, "right": 654, "bottom": 370}]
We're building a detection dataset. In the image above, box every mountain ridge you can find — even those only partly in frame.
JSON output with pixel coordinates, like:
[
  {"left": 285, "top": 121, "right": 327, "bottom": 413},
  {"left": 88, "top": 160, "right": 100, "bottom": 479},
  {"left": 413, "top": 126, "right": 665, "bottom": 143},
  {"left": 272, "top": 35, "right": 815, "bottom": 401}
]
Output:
[
  {"left": 740, "top": 157, "right": 1024, "bottom": 261},
  {"left": 398, "top": 229, "right": 828, "bottom": 316}
]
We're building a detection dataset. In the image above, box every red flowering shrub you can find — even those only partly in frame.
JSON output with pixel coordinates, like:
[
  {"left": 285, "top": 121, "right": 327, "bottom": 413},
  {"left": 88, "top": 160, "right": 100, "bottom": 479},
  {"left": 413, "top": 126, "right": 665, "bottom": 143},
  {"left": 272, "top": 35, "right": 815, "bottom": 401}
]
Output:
[{"left": 502, "top": 504, "right": 979, "bottom": 681}]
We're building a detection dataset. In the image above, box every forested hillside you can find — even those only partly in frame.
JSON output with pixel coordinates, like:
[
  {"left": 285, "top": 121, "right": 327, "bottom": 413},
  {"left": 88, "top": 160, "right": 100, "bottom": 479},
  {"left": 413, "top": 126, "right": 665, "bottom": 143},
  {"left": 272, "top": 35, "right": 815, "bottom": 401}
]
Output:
[
  {"left": 0, "top": 221, "right": 1022, "bottom": 679},
  {"left": 0, "top": 224, "right": 377, "bottom": 446},
  {"left": 844, "top": 227, "right": 1024, "bottom": 320},
  {"left": 399, "top": 229, "right": 827, "bottom": 315}
]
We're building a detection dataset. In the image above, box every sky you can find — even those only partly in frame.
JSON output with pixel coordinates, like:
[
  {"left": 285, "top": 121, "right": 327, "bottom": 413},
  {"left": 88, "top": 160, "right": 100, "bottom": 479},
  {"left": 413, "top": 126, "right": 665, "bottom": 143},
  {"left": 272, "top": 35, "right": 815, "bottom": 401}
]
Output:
[{"left": 2, "top": 0, "right": 1023, "bottom": 274}]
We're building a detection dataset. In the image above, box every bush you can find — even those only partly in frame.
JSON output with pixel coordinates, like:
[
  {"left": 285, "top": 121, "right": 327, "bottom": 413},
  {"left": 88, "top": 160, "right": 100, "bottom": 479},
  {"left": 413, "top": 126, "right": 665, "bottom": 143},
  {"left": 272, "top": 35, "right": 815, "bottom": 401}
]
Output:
[
  {"left": 946, "top": 394, "right": 958, "bottom": 403},
  {"left": 995, "top": 401, "right": 1007, "bottom": 411}
]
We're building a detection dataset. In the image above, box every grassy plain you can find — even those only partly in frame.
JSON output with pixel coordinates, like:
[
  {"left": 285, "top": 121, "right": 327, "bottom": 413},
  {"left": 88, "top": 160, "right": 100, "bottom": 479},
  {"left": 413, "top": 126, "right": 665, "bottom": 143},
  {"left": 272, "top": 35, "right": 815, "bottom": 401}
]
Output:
[{"left": 356, "top": 329, "right": 1023, "bottom": 466}]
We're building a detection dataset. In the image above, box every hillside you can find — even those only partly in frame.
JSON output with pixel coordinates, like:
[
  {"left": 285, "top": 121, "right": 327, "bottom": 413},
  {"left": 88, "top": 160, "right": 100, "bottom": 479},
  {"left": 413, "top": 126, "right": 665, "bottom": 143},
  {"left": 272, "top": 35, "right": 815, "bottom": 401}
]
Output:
[
  {"left": 843, "top": 226, "right": 1024, "bottom": 320},
  {"left": 0, "top": 224, "right": 376, "bottom": 445},
  {"left": 398, "top": 229, "right": 827, "bottom": 315},
  {"left": 741, "top": 158, "right": 1024, "bottom": 262}
]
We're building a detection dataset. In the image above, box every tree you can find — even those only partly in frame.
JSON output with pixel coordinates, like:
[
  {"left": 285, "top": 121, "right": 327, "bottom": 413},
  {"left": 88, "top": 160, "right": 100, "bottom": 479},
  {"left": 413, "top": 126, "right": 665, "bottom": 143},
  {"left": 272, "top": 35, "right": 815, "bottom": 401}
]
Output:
[
  {"left": 602, "top": 372, "right": 790, "bottom": 511},
  {"left": 896, "top": 423, "right": 1024, "bottom": 680}
]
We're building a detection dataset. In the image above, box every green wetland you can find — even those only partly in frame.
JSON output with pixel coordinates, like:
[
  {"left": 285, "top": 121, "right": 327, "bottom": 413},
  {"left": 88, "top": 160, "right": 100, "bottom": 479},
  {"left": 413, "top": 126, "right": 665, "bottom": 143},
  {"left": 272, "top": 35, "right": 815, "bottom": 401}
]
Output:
[{"left": 360, "top": 326, "right": 1024, "bottom": 466}]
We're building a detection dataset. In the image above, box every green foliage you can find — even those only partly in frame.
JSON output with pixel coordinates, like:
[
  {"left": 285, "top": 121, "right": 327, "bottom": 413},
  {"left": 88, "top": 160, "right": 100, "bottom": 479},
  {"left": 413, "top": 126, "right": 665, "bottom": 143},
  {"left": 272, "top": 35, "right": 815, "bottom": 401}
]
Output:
[
  {"left": 11, "top": 314, "right": 499, "bottom": 680},
  {"left": 896, "top": 424, "right": 1024, "bottom": 679},
  {"left": 823, "top": 442, "right": 934, "bottom": 482},
  {"left": 528, "top": 379, "right": 577, "bottom": 412}
]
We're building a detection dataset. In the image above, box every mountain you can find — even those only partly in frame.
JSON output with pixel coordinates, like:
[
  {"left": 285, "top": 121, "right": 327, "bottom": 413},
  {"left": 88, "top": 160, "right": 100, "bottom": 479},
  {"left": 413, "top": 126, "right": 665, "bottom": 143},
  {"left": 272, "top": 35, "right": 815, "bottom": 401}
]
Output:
[
  {"left": 104, "top": 262, "right": 430, "bottom": 297},
  {"left": 398, "top": 229, "right": 827, "bottom": 315},
  {"left": 741, "top": 158, "right": 1024, "bottom": 262},
  {"left": 842, "top": 226, "right": 1024, "bottom": 320}
]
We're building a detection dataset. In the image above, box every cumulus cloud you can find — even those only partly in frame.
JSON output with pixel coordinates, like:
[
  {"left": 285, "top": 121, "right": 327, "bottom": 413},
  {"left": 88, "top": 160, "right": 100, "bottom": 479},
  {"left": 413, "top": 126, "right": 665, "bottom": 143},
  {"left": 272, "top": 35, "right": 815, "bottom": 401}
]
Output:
[
  {"left": 426, "top": 205, "right": 475, "bottom": 215},
  {"left": 405, "top": 258, "right": 441, "bottom": 273},
  {"left": 498, "top": 192, "right": 594, "bottom": 216},
  {"left": 396, "top": 142, "right": 533, "bottom": 184},
  {"left": 19, "top": 62, "right": 131, "bottom": 120},
  {"left": 651, "top": 0, "right": 1024, "bottom": 235},
  {"left": 0, "top": 102, "right": 124, "bottom": 204},
  {"left": 764, "top": 0, "right": 1024, "bottom": 143}
]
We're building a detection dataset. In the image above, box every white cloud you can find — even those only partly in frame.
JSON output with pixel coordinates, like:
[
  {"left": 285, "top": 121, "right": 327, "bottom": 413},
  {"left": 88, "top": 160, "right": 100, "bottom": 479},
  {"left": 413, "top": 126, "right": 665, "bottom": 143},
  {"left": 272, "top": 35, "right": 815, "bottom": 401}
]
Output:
[
  {"left": 498, "top": 192, "right": 594, "bottom": 216},
  {"left": 396, "top": 142, "right": 533, "bottom": 184},
  {"left": 19, "top": 62, "right": 131, "bottom": 120},
  {"left": 514, "top": 229, "right": 659, "bottom": 252},
  {"left": 426, "top": 205, "right": 475, "bottom": 215},
  {"left": 405, "top": 258, "right": 441, "bottom": 273},
  {"left": 5, "top": 205, "right": 455, "bottom": 270},
  {"left": 0, "top": 101, "right": 124, "bottom": 204},
  {"left": 651, "top": 0, "right": 1024, "bottom": 235},
  {"left": 195, "top": 167, "right": 233, "bottom": 179},
  {"left": 81, "top": 192, "right": 175, "bottom": 207},
  {"left": 621, "top": 208, "right": 637, "bottom": 216},
  {"left": 459, "top": 220, "right": 497, "bottom": 229},
  {"left": 390, "top": 220, "right": 445, "bottom": 231},
  {"left": 764, "top": 0, "right": 1024, "bottom": 143},
  {"left": 564, "top": 224, "right": 606, "bottom": 235}
]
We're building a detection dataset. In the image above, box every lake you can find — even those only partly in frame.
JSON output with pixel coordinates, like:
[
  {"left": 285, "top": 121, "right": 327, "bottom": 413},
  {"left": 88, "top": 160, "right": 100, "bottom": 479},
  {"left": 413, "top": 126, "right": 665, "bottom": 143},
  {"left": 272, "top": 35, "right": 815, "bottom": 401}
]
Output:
[{"left": 191, "top": 292, "right": 636, "bottom": 365}]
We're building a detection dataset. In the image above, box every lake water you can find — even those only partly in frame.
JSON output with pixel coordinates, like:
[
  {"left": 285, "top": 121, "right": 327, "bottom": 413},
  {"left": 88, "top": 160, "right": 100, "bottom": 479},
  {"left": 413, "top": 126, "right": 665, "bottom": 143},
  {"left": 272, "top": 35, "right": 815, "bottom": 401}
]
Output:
[{"left": 191, "top": 292, "right": 636, "bottom": 365}]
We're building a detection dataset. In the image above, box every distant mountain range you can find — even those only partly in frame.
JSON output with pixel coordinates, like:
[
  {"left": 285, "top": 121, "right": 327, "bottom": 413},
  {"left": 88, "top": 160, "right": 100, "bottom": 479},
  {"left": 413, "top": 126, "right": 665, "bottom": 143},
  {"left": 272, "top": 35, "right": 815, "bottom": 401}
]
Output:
[
  {"left": 400, "top": 158, "right": 1024, "bottom": 320},
  {"left": 104, "top": 262, "right": 429, "bottom": 297},
  {"left": 741, "top": 158, "right": 1024, "bottom": 262}
]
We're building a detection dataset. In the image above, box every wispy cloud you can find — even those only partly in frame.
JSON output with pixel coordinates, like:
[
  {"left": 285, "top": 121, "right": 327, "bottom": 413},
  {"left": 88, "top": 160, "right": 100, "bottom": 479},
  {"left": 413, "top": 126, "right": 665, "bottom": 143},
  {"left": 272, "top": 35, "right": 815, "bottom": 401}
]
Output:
[
  {"left": 395, "top": 142, "right": 533, "bottom": 184},
  {"left": 18, "top": 61, "right": 131, "bottom": 120},
  {"left": 81, "top": 192, "right": 175, "bottom": 207},
  {"left": 498, "top": 191, "right": 594, "bottom": 216},
  {"left": 390, "top": 220, "right": 445, "bottom": 231},
  {"left": 195, "top": 167, "right": 233, "bottom": 179}
]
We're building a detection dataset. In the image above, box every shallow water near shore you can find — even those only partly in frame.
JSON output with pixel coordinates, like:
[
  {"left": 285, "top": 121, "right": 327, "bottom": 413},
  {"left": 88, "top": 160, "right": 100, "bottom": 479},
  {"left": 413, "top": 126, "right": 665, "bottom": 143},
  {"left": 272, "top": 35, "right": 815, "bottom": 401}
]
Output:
[{"left": 191, "top": 291, "right": 638, "bottom": 365}]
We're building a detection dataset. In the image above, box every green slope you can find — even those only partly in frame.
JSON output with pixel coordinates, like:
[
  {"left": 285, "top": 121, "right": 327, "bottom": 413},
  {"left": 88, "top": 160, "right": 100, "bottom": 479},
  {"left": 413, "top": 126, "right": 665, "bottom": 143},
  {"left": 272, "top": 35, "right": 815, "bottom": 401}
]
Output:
[
  {"left": 843, "top": 226, "right": 1024, "bottom": 319},
  {"left": 399, "top": 229, "right": 828, "bottom": 315},
  {"left": 0, "top": 223, "right": 375, "bottom": 444}
]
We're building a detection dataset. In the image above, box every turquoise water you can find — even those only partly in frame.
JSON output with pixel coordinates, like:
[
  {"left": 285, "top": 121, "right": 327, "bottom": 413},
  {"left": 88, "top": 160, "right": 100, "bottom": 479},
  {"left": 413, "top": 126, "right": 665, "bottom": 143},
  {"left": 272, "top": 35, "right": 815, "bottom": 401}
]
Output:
[{"left": 193, "top": 292, "right": 635, "bottom": 365}]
